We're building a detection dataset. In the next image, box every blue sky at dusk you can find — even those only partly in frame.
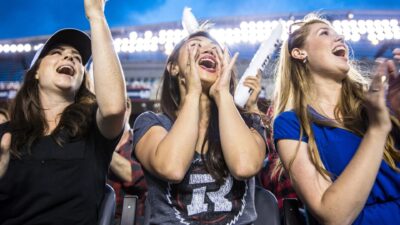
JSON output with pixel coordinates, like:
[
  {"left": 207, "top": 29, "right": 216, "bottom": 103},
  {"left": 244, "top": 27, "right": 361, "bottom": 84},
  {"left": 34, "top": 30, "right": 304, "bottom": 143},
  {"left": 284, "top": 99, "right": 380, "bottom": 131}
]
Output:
[{"left": 0, "top": 0, "right": 399, "bottom": 39}]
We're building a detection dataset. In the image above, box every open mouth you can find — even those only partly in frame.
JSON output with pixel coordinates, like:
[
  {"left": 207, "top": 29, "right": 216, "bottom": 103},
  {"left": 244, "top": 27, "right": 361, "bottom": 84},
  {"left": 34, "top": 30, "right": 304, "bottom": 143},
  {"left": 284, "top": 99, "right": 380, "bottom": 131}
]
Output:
[
  {"left": 332, "top": 46, "right": 347, "bottom": 58},
  {"left": 198, "top": 55, "right": 217, "bottom": 73},
  {"left": 56, "top": 65, "right": 75, "bottom": 76}
]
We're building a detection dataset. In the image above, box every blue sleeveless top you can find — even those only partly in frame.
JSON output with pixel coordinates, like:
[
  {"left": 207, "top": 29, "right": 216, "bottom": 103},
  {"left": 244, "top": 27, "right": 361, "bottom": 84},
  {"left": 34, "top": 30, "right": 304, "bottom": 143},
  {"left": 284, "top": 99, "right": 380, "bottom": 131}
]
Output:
[{"left": 273, "top": 111, "right": 400, "bottom": 225}]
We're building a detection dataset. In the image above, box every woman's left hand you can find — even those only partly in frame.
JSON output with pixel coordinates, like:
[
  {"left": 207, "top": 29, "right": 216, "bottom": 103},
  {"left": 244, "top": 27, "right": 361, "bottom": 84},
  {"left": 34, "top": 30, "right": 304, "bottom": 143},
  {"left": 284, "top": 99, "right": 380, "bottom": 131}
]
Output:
[
  {"left": 209, "top": 47, "right": 239, "bottom": 102},
  {"left": 387, "top": 48, "right": 400, "bottom": 119},
  {"left": 84, "top": 0, "right": 106, "bottom": 21}
]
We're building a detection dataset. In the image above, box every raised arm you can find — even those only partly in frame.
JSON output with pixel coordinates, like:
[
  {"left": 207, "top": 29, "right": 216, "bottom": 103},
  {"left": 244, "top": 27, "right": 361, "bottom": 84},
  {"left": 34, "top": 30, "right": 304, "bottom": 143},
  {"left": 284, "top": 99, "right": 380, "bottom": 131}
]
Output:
[
  {"left": 210, "top": 51, "right": 266, "bottom": 180},
  {"left": 0, "top": 133, "right": 11, "bottom": 179},
  {"left": 84, "top": 0, "right": 126, "bottom": 139},
  {"left": 277, "top": 63, "right": 392, "bottom": 225}
]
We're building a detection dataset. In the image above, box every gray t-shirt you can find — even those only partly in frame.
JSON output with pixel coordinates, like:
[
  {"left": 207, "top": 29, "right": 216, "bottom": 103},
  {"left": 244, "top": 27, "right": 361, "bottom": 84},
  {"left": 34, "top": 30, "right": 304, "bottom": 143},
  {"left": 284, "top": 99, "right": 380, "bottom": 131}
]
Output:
[{"left": 133, "top": 111, "right": 266, "bottom": 225}]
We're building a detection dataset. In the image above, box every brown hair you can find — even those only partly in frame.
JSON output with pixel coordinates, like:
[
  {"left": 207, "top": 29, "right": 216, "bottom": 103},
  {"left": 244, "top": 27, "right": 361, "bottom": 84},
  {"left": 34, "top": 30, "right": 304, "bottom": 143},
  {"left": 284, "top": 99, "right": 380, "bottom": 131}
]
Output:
[
  {"left": 0, "top": 106, "right": 10, "bottom": 122},
  {"left": 159, "top": 31, "right": 237, "bottom": 184},
  {"left": 9, "top": 54, "right": 96, "bottom": 157}
]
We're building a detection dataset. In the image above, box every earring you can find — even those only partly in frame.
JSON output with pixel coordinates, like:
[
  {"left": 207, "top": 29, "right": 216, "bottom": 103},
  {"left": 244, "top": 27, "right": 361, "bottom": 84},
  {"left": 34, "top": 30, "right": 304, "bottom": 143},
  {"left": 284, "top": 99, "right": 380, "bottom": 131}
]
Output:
[
  {"left": 180, "top": 77, "right": 185, "bottom": 85},
  {"left": 35, "top": 74, "right": 39, "bottom": 80},
  {"left": 302, "top": 56, "right": 308, "bottom": 64}
]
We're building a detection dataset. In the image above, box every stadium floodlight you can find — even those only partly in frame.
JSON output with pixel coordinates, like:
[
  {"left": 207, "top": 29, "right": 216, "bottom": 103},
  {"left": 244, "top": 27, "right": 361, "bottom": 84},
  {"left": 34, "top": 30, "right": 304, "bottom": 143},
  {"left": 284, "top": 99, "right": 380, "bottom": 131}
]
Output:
[
  {"left": 358, "top": 26, "right": 367, "bottom": 35},
  {"left": 150, "top": 38, "right": 158, "bottom": 49},
  {"left": 240, "top": 21, "right": 249, "bottom": 30},
  {"left": 114, "top": 44, "right": 121, "bottom": 53},
  {"left": 357, "top": 20, "right": 366, "bottom": 27},
  {"left": 349, "top": 19, "right": 357, "bottom": 27},
  {"left": 33, "top": 43, "right": 42, "bottom": 51},
  {"left": 174, "top": 29, "right": 182, "bottom": 38},
  {"left": 374, "top": 20, "right": 383, "bottom": 27},
  {"left": 136, "top": 44, "right": 143, "bottom": 52},
  {"left": 390, "top": 19, "right": 398, "bottom": 27},
  {"left": 129, "top": 31, "right": 138, "bottom": 40},
  {"left": 128, "top": 44, "right": 135, "bottom": 53},
  {"left": 10, "top": 44, "right": 17, "bottom": 53},
  {"left": 24, "top": 44, "right": 32, "bottom": 52},
  {"left": 347, "top": 13, "right": 354, "bottom": 19},
  {"left": 17, "top": 44, "right": 24, "bottom": 53},
  {"left": 158, "top": 29, "right": 166, "bottom": 37},
  {"left": 263, "top": 20, "right": 271, "bottom": 28},
  {"left": 166, "top": 29, "right": 174, "bottom": 38},
  {"left": 164, "top": 44, "right": 173, "bottom": 55},
  {"left": 144, "top": 30, "right": 153, "bottom": 39},
  {"left": 121, "top": 43, "right": 129, "bottom": 53},
  {"left": 333, "top": 20, "right": 341, "bottom": 28},
  {"left": 114, "top": 38, "right": 122, "bottom": 46},
  {"left": 143, "top": 43, "right": 151, "bottom": 52},
  {"left": 381, "top": 19, "right": 390, "bottom": 26},
  {"left": 150, "top": 44, "right": 158, "bottom": 52},
  {"left": 158, "top": 36, "right": 166, "bottom": 44},
  {"left": 366, "top": 19, "right": 374, "bottom": 26},
  {"left": 385, "top": 32, "right": 394, "bottom": 40},
  {"left": 122, "top": 38, "right": 130, "bottom": 45},
  {"left": 1, "top": 15, "right": 398, "bottom": 56},
  {"left": 256, "top": 21, "right": 264, "bottom": 30},
  {"left": 367, "top": 33, "right": 376, "bottom": 41},
  {"left": 281, "top": 32, "right": 289, "bottom": 41},
  {"left": 377, "top": 32, "right": 385, "bottom": 41},
  {"left": 351, "top": 34, "right": 361, "bottom": 42},
  {"left": 248, "top": 21, "right": 256, "bottom": 30},
  {"left": 394, "top": 31, "right": 400, "bottom": 39}
]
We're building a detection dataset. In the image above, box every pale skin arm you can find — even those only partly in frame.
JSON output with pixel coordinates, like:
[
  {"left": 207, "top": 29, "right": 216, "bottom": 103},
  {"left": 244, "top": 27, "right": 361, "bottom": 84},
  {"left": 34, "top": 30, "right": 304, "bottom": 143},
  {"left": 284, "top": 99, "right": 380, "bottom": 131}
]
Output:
[
  {"left": 277, "top": 62, "right": 392, "bottom": 225},
  {"left": 135, "top": 46, "right": 202, "bottom": 183},
  {"left": 0, "top": 133, "right": 11, "bottom": 179},
  {"left": 109, "top": 151, "right": 132, "bottom": 183},
  {"left": 84, "top": 0, "right": 126, "bottom": 139},
  {"left": 211, "top": 50, "right": 266, "bottom": 180}
]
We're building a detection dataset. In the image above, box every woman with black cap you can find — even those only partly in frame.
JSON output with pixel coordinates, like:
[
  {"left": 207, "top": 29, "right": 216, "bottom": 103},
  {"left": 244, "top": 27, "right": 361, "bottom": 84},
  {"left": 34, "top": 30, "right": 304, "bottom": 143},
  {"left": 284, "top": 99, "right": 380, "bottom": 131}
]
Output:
[{"left": 0, "top": 0, "right": 126, "bottom": 224}]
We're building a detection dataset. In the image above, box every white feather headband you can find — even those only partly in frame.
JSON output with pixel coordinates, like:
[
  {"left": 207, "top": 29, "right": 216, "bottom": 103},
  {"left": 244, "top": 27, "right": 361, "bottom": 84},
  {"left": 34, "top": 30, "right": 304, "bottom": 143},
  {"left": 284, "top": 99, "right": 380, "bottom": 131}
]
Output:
[{"left": 182, "top": 7, "right": 213, "bottom": 35}]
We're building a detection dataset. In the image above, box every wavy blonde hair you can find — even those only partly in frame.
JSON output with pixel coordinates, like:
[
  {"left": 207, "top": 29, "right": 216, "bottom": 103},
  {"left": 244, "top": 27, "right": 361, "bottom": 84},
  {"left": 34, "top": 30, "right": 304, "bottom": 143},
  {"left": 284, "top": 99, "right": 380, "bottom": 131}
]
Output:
[{"left": 273, "top": 14, "right": 400, "bottom": 180}]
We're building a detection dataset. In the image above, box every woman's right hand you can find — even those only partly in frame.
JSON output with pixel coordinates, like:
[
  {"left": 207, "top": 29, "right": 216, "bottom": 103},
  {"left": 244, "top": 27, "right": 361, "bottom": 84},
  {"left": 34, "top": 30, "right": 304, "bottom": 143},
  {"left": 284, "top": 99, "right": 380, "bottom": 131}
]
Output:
[
  {"left": 180, "top": 45, "right": 202, "bottom": 97},
  {"left": 0, "top": 133, "right": 11, "bottom": 179},
  {"left": 84, "top": 0, "right": 106, "bottom": 21},
  {"left": 365, "top": 60, "right": 392, "bottom": 133}
]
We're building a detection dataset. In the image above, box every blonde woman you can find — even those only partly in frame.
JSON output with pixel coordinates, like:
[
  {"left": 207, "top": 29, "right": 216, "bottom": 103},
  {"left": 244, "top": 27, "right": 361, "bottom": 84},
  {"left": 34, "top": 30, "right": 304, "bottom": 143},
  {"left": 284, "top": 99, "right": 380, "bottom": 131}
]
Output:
[{"left": 273, "top": 15, "right": 400, "bottom": 225}]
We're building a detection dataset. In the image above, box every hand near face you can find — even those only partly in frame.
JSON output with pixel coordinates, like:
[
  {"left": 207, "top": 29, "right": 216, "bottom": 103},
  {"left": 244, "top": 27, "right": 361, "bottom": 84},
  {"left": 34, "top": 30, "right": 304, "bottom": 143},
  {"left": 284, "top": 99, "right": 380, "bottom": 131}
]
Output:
[
  {"left": 179, "top": 45, "right": 203, "bottom": 97},
  {"left": 0, "top": 133, "right": 11, "bottom": 179},
  {"left": 393, "top": 48, "right": 400, "bottom": 62},
  {"left": 365, "top": 60, "right": 392, "bottom": 132},
  {"left": 84, "top": 0, "right": 106, "bottom": 21},
  {"left": 209, "top": 47, "right": 239, "bottom": 101},
  {"left": 387, "top": 48, "right": 400, "bottom": 119}
]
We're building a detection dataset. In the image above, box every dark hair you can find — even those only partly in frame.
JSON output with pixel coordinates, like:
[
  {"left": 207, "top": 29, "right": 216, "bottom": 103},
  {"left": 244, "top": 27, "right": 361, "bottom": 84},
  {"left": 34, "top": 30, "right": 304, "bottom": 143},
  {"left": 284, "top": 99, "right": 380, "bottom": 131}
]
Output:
[
  {"left": 0, "top": 106, "right": 10, "bottom": 121},
  {"left": 159, "top": 31, "right": 237, "bottom": 184},
  {"left": 9, "top": 53, "right": 96, "bottom": 157}
]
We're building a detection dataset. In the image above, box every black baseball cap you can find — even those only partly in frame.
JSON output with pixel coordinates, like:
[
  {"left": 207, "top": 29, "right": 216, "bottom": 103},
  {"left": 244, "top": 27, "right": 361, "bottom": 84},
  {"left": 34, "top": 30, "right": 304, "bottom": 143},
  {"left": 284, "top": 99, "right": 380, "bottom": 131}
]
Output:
[{"left": 30, "top": 28, "right": 91, "bottom": 68}]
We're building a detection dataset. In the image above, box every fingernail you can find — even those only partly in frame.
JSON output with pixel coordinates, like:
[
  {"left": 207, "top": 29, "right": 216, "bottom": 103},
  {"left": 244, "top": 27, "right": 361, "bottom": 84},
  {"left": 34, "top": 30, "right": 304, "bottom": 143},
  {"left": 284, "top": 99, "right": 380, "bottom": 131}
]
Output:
[
  {"left": 375, "top": 58, "right": 386, "bottom": 63},
  {"left": 381, "top": 76, "right": 387, "bottom": 83}
]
